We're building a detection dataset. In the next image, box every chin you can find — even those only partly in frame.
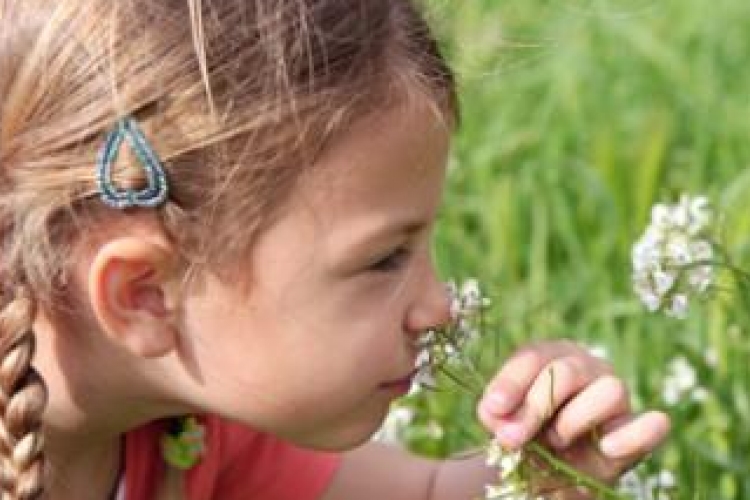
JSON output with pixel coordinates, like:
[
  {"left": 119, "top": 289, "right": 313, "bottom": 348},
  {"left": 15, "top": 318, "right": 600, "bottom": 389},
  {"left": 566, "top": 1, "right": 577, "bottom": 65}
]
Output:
[
  {"left": 300, "top": 430, "right": 378, "bottom": 451},
  {"left": 288, "top": 407, "right": 390, "bottom": 451}
]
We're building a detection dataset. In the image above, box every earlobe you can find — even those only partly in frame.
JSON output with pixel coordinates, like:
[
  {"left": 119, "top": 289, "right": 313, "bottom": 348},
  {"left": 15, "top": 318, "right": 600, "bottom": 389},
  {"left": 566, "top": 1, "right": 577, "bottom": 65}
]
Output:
[{"left": 88, "top": 237, "right": 181, "bottom": 358}]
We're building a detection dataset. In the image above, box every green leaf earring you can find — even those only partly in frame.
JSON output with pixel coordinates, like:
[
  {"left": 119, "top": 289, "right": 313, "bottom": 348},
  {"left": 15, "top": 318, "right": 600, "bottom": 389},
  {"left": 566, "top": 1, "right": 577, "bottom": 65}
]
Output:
[{"left": 161, "top": 416, "right": 206, "bottom": 470}]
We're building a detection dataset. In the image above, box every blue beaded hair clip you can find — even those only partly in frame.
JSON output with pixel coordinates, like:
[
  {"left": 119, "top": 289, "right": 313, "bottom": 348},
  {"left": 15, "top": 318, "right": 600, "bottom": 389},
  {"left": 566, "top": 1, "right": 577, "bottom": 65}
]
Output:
[{"left": 96, "top": 117, "right": 168, "bottom": 209}]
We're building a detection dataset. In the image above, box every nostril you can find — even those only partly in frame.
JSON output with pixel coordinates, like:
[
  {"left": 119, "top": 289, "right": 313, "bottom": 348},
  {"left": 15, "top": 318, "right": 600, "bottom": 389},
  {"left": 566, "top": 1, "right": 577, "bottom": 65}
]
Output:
[{"left": 405, "top": 291, "right": 452, "bottom": 334}]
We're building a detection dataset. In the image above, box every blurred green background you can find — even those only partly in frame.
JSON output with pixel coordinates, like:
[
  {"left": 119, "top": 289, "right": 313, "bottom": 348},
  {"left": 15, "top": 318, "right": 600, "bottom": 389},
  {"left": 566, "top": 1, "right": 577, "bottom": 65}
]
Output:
[{"left": 395, "top": 1, "right": 750, "bottom": 498}]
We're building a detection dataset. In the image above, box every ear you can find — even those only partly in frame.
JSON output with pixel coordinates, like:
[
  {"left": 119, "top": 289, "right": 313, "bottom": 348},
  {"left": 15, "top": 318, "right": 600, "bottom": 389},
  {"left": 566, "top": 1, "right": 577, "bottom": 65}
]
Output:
[{"left": 88, "top": 237, "right": 182, "bottom": 358}]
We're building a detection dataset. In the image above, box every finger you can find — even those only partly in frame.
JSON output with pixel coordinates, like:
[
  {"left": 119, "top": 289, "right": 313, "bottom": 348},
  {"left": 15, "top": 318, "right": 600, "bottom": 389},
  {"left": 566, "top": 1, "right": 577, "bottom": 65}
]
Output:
[
  {"left": 531, "top": 412, "right": 670, "bottom": 489},
  {"left": 599, "top": 410, "right": 671, "bottom": 462},
  {"left": 545, "top": 375, "right": 631, "bottom": 449},
  {"left": 554, "top": 412, "right": 671, "bottom": 484},
  {"left": 479, "top": 341, "right": 585, "bottom": 418},
  {"left": 492, "top": 356, "right": 600, "bottom": 449}
]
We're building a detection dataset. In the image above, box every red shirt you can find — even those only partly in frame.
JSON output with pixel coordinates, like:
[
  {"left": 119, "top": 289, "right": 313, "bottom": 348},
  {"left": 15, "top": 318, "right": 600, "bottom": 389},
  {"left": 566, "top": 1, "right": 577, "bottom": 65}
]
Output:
[{"left": 124, "top": 416, "right": 341, "bottom": 500}]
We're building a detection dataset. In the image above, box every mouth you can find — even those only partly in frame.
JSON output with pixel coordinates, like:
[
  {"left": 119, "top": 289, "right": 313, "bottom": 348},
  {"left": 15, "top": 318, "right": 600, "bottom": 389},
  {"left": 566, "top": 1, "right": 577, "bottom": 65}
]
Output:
[{"left": 378, "top": 368, "right": 419, "bottom": 393}]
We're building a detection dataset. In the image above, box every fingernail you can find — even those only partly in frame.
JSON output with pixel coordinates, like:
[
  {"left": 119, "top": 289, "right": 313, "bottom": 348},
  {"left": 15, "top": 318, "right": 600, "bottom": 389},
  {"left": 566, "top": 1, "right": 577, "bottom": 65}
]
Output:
[
  {"left": 483, "top": 392, "right": 513, "bottom": 416},
  {"left": 599, "top": 435, "right": 623, "bottom": 457},
  {"left": 495, "top": 420, "right": 525, "bottom": 448}
]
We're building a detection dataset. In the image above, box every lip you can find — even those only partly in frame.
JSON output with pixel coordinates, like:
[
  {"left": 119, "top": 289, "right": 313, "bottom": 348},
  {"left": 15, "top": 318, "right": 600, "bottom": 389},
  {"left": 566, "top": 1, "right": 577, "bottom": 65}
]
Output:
[{"left": 379, "top": 368, "right": 418, "bottom": 394}]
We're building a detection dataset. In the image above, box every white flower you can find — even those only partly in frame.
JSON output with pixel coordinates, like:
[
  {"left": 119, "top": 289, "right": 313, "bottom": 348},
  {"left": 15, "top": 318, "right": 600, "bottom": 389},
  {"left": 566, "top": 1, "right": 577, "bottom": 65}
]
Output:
[
  {"left": 485, "top": 440, "right": 523, "bottom": 478},
  {"left": 704, "top": 347, "right": 718, "bottom": 366},
  {"left": 485, "top": 440, "right": 504, "bottom": 467},
  {"left": 587, "top": 344, "right": 609, "bottom": 360},
  {"left": 652, "top": 269, "right": 677, "bottom": 296},
  {"left": 687, "top": 195, "right": 711, "bottom": 234},
  {"left": 482, "top": 442, "right": 548, "bottom": 500},
  {"left": 484, "top": 484, "right": 540, "bottom": 500},
  {"left": 656, "top": 470, "right": 676, "bottom": 489},
  {"left": 409, "top": 333, "right": 436, "bottom": 395},
  {"left": 484, "top": 483, "right": 516, "bottom": 499},
  {"left": 372, "top": 406, "right": 414, "bottom": 443},
  {"left": 632, "top": 194, "right": 715, "bottom": 318},
  {"left": 461, "top": 278, "right": 490, "bottom": 311},
  {"left": 662, "top": 356, "right": 706, "bottom": 405},
  {"left": 414, "top": 348, "right": 432, "bottom": 368},
  {"left": 645, "top": 469, "right": 677, "bottom": 500},
  {"left": 448, "top": 278, "right": 491, "bottom": 321},
  {"left": 482, "top": 440, "right": 534, "bottom": 499},
  {"left": 411, "top": 278, "right": 489, "bottom": 394},
  {"left": 424, "top": 419, "right": 444, "bottom": 440},
  {"left": 619, "top": 468, "right": 677, "bottom": 500},
  {"left": 650, "top": 204, "right": 672, "bottom": 228},
  {"left": 665, "top": 294, "right": 688, "bottom": 319},
  {"left": 691, "top": 386, "right": 709, "bottom": 402},
  {"left": 410, "top": 364, "right": 435, "bottom": 395}
]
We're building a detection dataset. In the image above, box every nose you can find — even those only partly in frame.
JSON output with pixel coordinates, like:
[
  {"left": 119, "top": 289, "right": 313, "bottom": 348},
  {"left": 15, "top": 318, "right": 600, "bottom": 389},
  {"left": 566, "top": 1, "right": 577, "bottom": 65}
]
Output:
[{"left": 404, "top": 263, "right": 452, "bottom": 336}]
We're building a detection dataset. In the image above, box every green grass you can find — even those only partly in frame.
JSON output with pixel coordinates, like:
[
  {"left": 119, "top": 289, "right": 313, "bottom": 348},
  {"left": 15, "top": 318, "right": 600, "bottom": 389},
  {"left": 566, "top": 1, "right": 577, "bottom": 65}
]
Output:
[{"left": 399, "top": 1, "right": 750, "bottom": 498}]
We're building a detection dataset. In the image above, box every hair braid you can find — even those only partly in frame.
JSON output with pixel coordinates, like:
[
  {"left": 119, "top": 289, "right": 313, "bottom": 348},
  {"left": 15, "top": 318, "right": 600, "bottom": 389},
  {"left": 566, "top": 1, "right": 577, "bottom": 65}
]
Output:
[{"left": 0, "top": 285, "right": 47, "bottom": 500}]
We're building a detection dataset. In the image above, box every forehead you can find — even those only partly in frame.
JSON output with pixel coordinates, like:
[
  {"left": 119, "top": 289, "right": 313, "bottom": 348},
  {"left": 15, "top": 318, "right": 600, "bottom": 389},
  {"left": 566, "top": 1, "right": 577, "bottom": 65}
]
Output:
[{"left": 293, "top": 100, "right": 453, "bottom": 230}]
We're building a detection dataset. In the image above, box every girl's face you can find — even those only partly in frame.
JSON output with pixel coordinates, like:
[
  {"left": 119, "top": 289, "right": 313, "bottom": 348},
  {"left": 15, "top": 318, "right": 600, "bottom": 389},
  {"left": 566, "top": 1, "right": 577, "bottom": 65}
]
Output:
[{"left": 180, "top": 99, "right": 452, "bottom": 450}]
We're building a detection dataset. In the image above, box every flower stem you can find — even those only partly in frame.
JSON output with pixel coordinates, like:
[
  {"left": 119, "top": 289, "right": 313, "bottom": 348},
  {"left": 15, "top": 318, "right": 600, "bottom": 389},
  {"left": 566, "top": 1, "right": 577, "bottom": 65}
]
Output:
[
  {"left": 527, "top": 442, "right": 628, "bottom": 500},
  {"left": 439, "top": 369, "right": 628, "bottom": 499}
]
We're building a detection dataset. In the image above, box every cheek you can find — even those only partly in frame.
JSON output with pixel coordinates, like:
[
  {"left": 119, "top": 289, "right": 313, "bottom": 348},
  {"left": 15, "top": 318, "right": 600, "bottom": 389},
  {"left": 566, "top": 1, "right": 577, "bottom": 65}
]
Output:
[
  {"left": 182, "top": 311, "right": 406, "bottom": 448},
  {"left": 334, "top": 278, "right": 410, "bottom": 328},
  {"left": 181, "top": 272, "right": 407, "bottom": 427}
]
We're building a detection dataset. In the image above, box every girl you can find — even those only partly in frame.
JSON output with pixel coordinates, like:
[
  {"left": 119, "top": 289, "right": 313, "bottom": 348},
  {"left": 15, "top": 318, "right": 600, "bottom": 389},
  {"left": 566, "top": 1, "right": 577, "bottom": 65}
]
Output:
[{"left": 0, "top": 1, "right": 669, "bottom": 499}]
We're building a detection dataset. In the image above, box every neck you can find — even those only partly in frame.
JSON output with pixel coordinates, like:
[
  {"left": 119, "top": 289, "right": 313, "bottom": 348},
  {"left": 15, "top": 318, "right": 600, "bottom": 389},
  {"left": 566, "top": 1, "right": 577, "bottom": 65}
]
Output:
[
  {"left": 44, "top": 434, "right": 122, "bottom": 500},
  {"left": 30, "top": 313, "right": 181, "bottom": 500}
]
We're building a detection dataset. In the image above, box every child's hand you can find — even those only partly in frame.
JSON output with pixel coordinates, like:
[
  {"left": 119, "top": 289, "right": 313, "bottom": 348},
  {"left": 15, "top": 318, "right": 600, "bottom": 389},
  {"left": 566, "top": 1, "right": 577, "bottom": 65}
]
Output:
[{"left": 477, "top": 340, "right": 670, "bottom": 498}]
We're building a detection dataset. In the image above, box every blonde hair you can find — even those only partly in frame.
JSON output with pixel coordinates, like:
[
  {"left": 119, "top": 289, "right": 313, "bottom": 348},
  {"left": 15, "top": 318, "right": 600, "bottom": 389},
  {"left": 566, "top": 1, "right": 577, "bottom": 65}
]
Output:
[{"left": 0, "top": 0, "right": 456, "bottom": 497}]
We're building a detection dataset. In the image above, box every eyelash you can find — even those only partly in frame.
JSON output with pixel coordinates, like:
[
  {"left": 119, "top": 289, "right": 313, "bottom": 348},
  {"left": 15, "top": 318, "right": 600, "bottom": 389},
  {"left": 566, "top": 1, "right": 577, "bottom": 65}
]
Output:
[{"left": 367, "top": 248, "right": 410, "bottom": 273}]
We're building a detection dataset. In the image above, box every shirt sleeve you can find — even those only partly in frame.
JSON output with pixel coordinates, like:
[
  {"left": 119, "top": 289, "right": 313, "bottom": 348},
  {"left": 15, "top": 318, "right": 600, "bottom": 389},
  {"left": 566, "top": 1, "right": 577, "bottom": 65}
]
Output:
[{"left": 188, "top": 416, "right": 342, "bottom": 500}]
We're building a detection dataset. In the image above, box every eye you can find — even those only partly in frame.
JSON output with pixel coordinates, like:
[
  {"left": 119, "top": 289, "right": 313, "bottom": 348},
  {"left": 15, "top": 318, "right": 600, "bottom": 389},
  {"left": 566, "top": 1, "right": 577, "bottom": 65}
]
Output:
[{"left": 366, "top": 248, "right": 410, "bottom": 273}]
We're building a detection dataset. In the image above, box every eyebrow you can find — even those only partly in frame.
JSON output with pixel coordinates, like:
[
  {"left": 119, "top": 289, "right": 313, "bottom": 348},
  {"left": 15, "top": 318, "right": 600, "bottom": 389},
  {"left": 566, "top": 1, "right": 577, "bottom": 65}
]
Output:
[
  {"left": 335, "top": 217, "right": 429, "bottom": 256},
  {"left": 383, "top": 219, "right": 427, "bottom": 236},
  {"left": 365, "top": 218, "right": 427, "bottom": 241}
]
